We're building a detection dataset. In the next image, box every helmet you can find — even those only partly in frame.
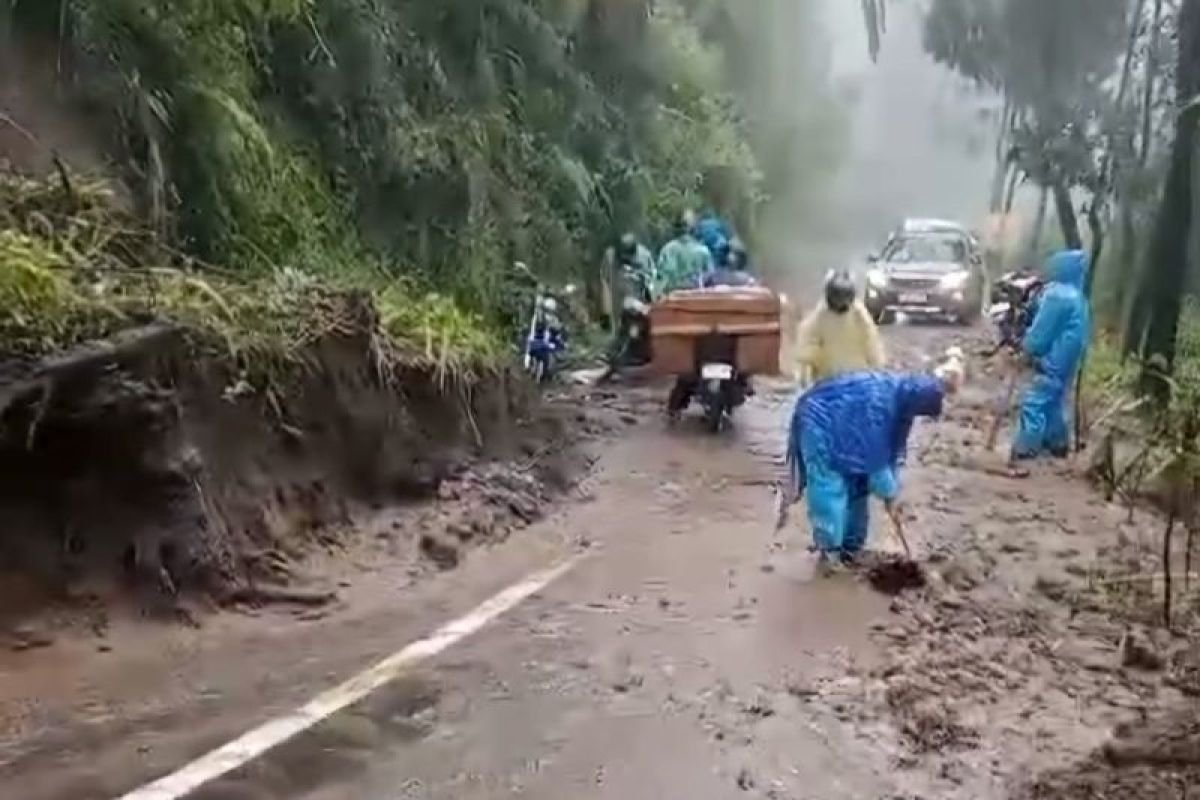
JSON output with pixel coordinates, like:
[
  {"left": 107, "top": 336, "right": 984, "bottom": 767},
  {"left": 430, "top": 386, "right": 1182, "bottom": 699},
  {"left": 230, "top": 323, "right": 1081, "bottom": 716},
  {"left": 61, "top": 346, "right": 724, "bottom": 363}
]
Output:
[
  {"left": 728, "top": 237, "right": 748, "bottom": 270},
  {"left": 617, "top": 233, "right": 638, "bottom": 263},
  {"left": 673, "top": 213, "right": 692, "bottom": 238},
  {"left": 824, "top": 269, "right": 856, "bottom": 313}
]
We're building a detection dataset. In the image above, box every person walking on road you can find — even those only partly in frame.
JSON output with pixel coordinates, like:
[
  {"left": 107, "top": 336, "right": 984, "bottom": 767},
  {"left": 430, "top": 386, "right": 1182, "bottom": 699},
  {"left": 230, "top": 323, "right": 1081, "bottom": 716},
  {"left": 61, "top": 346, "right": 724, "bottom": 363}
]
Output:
[
  {"left": 792, "top": 269, "right": 886, "bottom": 385},
  {"left": 1009, "top": 249, "right": 1090, "bottom": 471}
]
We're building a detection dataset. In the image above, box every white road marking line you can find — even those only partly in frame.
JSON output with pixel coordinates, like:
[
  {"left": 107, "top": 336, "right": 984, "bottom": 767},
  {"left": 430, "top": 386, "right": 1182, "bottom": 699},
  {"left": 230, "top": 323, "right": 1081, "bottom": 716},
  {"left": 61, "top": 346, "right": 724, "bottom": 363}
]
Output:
[{"left": 118, "top": 555, "right": 582, "bottom": 800}]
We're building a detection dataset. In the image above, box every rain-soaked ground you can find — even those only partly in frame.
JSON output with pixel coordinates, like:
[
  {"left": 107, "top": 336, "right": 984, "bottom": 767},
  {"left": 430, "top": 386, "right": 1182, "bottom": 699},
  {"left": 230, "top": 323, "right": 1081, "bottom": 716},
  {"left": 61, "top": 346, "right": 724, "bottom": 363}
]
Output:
[{"left": 1, "top": 323, "right": 1191, "bottom": 799}]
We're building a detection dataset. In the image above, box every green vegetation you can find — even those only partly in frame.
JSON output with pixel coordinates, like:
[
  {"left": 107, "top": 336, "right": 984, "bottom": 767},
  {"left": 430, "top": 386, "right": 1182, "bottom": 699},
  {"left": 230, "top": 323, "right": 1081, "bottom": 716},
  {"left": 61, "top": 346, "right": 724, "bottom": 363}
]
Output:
[
  {"left": 0, "top": 171, "right": 504, "bottom": 386},
  {"left": 0, "top": 0, "right": 843, "bottom": 370}
]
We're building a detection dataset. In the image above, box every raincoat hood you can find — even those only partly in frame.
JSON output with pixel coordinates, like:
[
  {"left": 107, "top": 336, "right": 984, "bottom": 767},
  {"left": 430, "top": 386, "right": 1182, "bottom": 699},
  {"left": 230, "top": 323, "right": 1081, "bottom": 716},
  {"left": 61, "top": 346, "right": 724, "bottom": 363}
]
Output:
[{"left": 1046, "top": 249, "right": 1087, "bottom": 289}]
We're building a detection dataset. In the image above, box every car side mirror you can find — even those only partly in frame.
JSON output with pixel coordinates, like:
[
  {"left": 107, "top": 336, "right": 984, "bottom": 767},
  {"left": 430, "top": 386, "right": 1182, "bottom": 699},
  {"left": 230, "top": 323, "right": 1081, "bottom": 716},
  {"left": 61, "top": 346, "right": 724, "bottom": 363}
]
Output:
[{"left": 866, "top": 253, "right": 879, "bottom": 263}]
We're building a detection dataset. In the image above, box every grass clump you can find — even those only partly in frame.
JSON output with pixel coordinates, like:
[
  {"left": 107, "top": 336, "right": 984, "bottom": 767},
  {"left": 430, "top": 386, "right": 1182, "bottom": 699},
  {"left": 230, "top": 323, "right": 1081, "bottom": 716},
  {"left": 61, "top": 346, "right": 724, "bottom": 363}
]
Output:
[{"left": 0, "top": 171, "right": 499, "bottom": 379}]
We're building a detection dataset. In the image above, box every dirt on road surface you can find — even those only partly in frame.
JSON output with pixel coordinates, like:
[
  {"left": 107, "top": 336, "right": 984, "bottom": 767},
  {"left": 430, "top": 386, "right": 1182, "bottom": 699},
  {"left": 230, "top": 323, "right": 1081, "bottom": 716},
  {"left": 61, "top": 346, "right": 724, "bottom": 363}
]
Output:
[{"left": 2, "top": 323, "right": 1199, "bottom": 799}]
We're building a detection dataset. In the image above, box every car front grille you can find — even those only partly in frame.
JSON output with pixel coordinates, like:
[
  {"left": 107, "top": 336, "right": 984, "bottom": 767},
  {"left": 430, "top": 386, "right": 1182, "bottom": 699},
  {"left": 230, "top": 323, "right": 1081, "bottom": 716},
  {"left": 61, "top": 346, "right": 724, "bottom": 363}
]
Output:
[{"left": 889, "top": 276, "right": 941, "bottom": 291}]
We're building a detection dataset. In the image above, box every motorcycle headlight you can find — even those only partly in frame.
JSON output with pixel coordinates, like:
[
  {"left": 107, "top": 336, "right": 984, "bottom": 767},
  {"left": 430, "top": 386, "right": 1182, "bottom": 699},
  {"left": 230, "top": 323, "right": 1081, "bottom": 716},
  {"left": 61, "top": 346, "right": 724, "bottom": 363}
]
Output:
[
  {"left": 542, "top": 297, "right": 559, "bottom": 312},
  {"left": 939, "top": 270, "right": 970, "bottom": 290},
  {"left": 866, "top": 269, "right": 888, "bottom": 289}
]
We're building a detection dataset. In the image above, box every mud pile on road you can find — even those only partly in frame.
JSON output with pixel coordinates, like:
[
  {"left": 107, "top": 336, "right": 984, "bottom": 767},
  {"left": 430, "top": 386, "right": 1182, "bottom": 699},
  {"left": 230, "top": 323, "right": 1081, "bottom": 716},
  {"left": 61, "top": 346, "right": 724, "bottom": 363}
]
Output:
[
  {"left": 0, "top": 316, "right": 598, "bottom": 629},
  {"left": 789, "top": 329, "right": 1200, "bottom": 798},
  {"left": 0, "top": 172, "right": 599, "bottom": 632}
]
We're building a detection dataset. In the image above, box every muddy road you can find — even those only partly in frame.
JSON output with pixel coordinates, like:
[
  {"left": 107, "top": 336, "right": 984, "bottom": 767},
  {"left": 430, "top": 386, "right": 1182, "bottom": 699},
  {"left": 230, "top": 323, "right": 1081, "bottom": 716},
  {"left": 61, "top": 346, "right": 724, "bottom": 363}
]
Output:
[{"left": 0, "top": 323, "right": 1190, "bottom": 799}]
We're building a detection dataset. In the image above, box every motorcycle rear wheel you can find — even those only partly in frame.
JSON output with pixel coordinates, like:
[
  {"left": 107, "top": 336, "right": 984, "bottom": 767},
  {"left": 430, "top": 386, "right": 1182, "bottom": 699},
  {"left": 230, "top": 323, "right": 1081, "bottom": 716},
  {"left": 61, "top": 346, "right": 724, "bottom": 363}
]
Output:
[{"left": 703, "top": 399, "right": 725, "bottom": 433}]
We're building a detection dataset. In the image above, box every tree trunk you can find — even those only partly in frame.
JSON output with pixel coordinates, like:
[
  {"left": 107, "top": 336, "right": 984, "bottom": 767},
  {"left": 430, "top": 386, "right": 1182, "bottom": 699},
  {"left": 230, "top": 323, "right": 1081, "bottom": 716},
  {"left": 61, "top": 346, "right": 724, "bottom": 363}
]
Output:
[
  {"left": 1028, "top": 185, "right": 1049, "bottom": 257},
  {"left": 862, "top": 0, "right": 882, "bottom": 63},
  {"left": 1086, "top": 0, "right": 1148, "bottom": 303},
  {"left": 1140, "top": 0, "right": 1166, "bottom": 164},
  {"left": 1004, "top": 163, "right": 1021, "bottom": 214},
  {"left": 1053, "top": 180, "right": 1083, "bottom": 251},
  {"left": 1135, "top": 0, "right": 1200, "bottom": 394},
  {"left": 989, "top": 104, "right": 1014, "bottom": 212}
]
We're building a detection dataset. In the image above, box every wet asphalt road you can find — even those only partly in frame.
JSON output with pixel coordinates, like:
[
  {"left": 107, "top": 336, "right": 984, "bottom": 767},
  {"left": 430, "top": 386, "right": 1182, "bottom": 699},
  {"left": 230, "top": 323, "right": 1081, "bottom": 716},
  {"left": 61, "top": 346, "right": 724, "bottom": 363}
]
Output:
[{"left": 179, "top": 324, "right": 966, "bottom": 800}]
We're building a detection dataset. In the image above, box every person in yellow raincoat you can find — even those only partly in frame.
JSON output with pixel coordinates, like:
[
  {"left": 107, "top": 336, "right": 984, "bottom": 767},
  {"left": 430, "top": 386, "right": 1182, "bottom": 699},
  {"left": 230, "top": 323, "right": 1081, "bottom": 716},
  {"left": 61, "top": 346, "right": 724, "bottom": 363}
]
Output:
[
  {"left": 776, "top": 269, "right": 886, "bottom": 529},
  {"left": 792, "top": 269, "right": 886, "bottom": 384}
]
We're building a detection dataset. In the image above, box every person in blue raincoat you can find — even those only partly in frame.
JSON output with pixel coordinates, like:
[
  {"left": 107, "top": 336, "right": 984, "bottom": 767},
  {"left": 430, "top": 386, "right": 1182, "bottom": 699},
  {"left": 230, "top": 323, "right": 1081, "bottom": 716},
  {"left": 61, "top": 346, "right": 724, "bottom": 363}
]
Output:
[
  {"left": 1010, "top": 249, "right": 1091, "bottom": 466},
  {"left": 790, "top": 368, "right": 956, "bottom": 572},
  {"left": 693, "top": 210, "right": 733, "bottom": 265}
]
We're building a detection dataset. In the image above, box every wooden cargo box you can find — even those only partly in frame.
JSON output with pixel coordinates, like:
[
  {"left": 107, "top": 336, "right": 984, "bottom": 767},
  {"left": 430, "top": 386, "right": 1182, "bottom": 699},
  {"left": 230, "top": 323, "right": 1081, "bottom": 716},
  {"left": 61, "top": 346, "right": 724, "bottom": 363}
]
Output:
[{"left": 648, "top": 287, "right": 782, "bottom": 376}]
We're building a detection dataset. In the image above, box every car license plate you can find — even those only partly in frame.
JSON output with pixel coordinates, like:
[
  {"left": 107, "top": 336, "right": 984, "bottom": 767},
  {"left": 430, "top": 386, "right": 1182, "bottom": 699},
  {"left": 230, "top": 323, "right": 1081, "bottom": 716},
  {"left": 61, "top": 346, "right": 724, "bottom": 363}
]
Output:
[
  {"left": 899, "top": 292, "right": 927, "bottom": 304},
  {"left": 701, "top": 363, "right": 734, "bottom": 381}
]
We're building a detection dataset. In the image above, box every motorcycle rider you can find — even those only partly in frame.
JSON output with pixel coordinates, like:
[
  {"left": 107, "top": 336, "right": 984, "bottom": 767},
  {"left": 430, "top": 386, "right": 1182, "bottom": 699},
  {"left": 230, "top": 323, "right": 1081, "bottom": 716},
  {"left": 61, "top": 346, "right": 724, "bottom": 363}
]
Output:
[
  {"left": 694, "top": 208, "right": 734, "bottom": 265},
  {"left": 702, "top": 237, "right": 757, "bottom": 288},
  {"left": 604, "top": 233, "right": 656, "bottom": 370},
  {"left": 655, "top": 213, "right": 713, "bottom": 297},
  {"left": 601, "top": 233, "right": 655, "bottom": 337}
]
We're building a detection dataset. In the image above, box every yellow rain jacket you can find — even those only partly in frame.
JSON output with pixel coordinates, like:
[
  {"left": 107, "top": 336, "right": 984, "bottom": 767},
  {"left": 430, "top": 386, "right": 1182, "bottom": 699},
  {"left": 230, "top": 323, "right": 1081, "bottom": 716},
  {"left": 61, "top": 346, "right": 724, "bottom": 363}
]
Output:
[{"left": 793, "top": 300, "right": 886, "bottom": 384}]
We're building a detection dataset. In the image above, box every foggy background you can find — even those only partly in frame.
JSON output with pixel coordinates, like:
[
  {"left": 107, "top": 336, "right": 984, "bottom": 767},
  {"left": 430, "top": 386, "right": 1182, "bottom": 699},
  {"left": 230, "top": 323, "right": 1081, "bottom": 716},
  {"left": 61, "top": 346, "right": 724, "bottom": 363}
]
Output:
[{"left": 776, "top": 0, "right": 1006, "bottom": 292}]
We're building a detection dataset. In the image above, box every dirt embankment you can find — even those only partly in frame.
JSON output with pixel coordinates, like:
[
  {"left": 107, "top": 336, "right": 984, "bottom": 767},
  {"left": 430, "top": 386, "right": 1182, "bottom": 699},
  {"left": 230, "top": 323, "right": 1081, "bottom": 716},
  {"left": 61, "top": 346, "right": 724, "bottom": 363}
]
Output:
[{"left": 0, "top": 309, "right": 591, "bottom": 639}]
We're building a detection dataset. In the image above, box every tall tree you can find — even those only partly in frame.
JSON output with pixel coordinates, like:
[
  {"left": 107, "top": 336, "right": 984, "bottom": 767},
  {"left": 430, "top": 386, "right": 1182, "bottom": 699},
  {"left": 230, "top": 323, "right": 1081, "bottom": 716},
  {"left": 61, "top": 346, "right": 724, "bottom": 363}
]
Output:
[
  {"left": 923, "top": 0, "right": 1129, "bottom": 251},
  {"left": 1129, "top": 0, "right": 1200, "bottom": 391}
]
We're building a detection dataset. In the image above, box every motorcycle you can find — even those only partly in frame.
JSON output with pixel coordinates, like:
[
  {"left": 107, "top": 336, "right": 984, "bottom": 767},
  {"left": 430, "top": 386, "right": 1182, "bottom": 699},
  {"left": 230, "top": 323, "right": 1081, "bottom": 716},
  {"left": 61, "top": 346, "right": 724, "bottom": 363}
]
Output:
[
  {"left": 614, "top": 264, "right": 654, "bottom": 367},
  {"left": 987, "top": 268, "right": 1044, "bottom": 353},
  {"left": 667, "top": 333, "right": 749, "bottom": 433},
  {"left": 516, "top": 262, "right": 574, "bottom": 383}
]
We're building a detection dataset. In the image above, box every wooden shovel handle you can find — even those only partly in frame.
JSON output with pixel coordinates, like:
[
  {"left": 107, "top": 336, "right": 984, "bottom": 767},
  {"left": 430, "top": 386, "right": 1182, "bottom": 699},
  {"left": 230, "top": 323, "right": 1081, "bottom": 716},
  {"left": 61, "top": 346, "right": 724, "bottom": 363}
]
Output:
[{"left": 986, "top": 366, "right": 1021, "bottom": 452}]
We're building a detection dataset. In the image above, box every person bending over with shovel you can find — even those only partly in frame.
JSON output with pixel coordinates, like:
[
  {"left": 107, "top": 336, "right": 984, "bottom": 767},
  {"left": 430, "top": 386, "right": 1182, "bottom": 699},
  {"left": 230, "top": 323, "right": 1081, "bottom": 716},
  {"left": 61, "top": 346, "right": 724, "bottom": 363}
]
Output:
[
  {"left": 1007, "top": 249, "right": 1091, "bottom": 475},
  {"left": 789, "top": 360, "right": 962, "bottom": 574}
]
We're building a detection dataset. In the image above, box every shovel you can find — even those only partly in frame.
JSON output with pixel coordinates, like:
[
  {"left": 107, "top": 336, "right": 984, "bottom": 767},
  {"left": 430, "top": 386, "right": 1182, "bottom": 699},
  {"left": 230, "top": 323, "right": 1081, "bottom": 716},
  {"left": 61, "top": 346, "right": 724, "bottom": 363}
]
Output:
[
  {"left": 773, "top": 453, "right": 803, "bottom": 533},
  {"left": 884, "top": 500, "right": 913, "bottom": 560},
  {"left": 985, "top": 359, "right": 1021, "bottom": 452}
]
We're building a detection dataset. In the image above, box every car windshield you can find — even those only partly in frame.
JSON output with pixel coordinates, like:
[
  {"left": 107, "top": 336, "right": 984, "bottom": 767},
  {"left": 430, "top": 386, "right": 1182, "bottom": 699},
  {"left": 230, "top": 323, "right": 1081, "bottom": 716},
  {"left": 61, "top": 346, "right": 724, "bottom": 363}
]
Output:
[{"left": 883, "top": 235, "right": 965, "bottom": 265}]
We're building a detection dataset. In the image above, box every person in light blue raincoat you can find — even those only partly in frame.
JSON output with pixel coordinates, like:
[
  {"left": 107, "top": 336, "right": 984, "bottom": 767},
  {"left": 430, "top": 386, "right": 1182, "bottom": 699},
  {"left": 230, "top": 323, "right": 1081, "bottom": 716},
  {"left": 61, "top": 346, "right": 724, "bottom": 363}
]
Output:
[
  {"left": 790, "top": 371, "right": 949, "bottom": 571},
  {"left": 694, "top": 211, "right": 733, "bottom": 265},
  {"left": 1010, "top": 249, "right": 1091, "bottom": 463}
]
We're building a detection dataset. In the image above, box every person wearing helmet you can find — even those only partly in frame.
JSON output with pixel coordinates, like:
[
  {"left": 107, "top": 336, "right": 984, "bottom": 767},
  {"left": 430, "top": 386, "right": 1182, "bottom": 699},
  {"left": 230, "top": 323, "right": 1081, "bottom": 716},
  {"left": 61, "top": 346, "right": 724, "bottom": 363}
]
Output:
[
  {"left": 694, "top": 208, "right": 734, "bottom": 265},
  {"left": 600, "top": 232, "right": 655, "bottom": 337},
  {"left": 655, "top": 213, "right": 713, "bottom": 297},
  {"left": 702, "top": 236, "right": 757, "bottom": 288},
  {"left": 728, "top": 237, "right": 751, "bottom": 272},
  {"left": 793, "top": 269, "right": 885, "bottom": 384}
]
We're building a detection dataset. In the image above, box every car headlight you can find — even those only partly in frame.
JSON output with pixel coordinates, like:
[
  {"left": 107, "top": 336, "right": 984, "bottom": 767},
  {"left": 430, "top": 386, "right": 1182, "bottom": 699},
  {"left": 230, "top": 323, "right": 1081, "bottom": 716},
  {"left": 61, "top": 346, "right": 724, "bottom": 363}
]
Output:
[
  {"left": 866, "top": 269, "right": 888, "bottom": 289},
  {"left": 939, "top": 270, "right": 970, "bottom": 290}
]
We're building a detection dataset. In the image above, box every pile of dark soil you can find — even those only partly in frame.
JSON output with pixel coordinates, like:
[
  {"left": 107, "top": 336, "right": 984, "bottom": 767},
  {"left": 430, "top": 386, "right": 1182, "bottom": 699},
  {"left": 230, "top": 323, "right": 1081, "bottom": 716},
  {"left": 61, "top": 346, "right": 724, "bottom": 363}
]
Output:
[
  {"left": 867, "top": 557, "right": 927, "bottom": 595},
  {"left": 0, "top": 318, "right": 585, "bottom": 628}
]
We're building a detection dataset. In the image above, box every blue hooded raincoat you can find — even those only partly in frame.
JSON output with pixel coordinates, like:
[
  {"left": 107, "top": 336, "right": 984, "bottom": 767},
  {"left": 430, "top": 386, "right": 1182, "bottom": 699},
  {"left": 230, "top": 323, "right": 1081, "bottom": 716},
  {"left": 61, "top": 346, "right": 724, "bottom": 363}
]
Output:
[
  {"left": 790, "top": 372, "right": 945, "bottom": 556},
  {"left": 1012, "top": 250, "right": 1091, "bottom": 459},
  {"left": 694, "top": 213, "right": 733, "bottom": 265}
]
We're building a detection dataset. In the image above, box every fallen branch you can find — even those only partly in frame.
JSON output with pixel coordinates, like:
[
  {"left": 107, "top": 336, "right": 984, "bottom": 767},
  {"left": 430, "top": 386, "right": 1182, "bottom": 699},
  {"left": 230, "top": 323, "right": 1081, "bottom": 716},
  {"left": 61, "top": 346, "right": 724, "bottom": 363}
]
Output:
[{"left": 227, "top": 585, "right": 337, "bottom": 607}]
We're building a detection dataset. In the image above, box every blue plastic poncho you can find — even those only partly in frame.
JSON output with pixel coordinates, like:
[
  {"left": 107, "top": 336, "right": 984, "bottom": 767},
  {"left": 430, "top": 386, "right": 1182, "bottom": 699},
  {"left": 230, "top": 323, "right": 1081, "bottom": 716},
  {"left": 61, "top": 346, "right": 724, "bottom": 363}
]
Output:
[
  {"left": 694, "top": 213, "right": 733, "bottom": 263},
  {"left": 1012, "top": 250, "right": 1091, "bottom": 459},
  {"left": 789, "top": 372, "right": 944, "bottom": 556}
]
